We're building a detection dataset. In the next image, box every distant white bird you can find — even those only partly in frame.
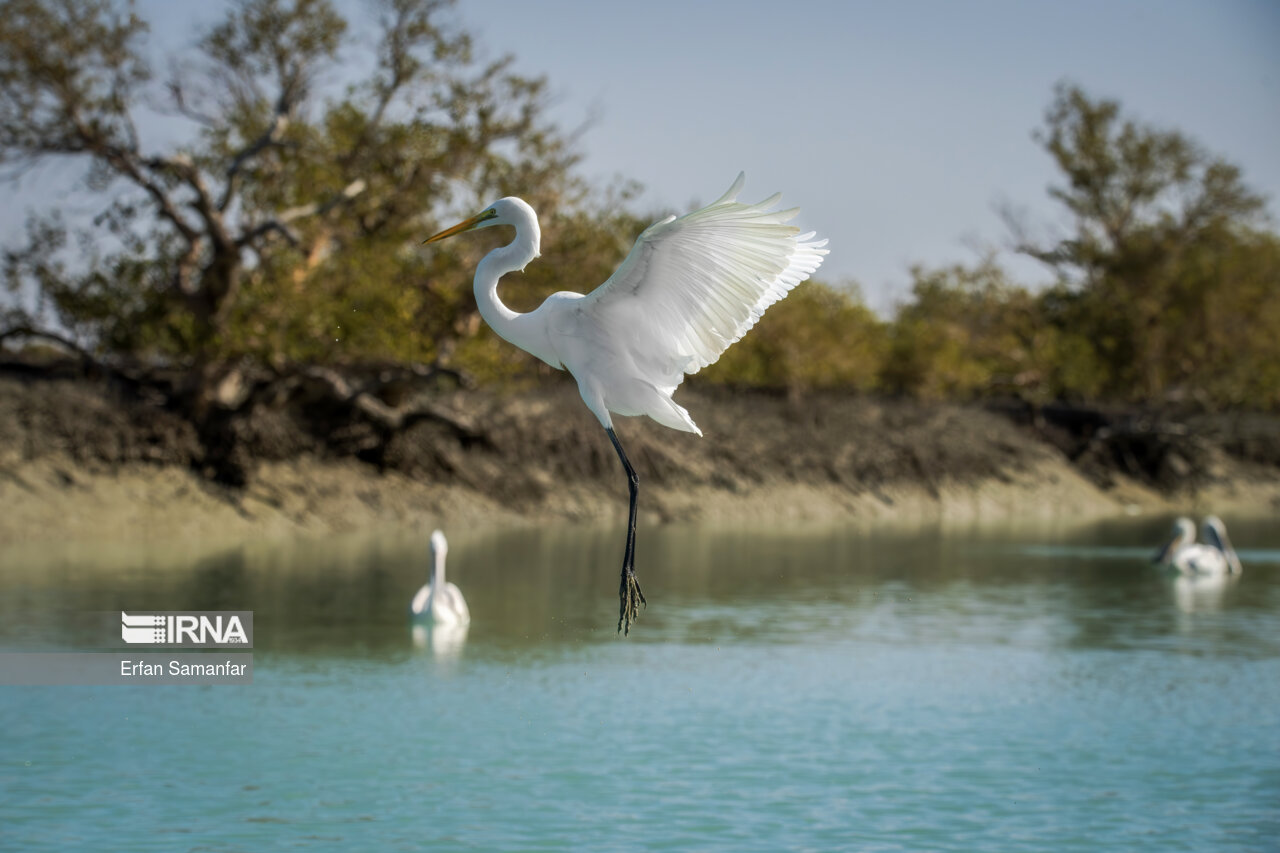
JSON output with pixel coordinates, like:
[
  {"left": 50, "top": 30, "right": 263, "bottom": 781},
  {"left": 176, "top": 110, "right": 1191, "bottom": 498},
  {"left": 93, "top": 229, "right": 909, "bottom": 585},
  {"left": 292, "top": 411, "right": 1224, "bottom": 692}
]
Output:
[
  {"left": 410, "top": 530, "right": 471, "bottom": 626},
  {"left": 426, "top": 173, "right": 827, "bottom": 633},
  {"left": 1153, "top": 516, "right": 1243, "bottom": 577}
]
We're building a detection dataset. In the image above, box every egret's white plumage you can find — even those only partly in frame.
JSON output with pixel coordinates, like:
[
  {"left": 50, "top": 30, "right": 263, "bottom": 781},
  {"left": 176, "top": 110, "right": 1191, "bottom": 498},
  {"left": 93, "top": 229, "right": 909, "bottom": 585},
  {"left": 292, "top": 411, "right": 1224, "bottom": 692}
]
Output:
[
  {"left": 426, "top": 174, "right": 827, "bottom": 631},
  {"left": 569, "top": 173, "right": 827, "bottom": 431},
  {"left": 1153, "top": 516, "right": 1243, "bottom": 577},
  {"left": 410, "top": 530, "right": 470, "bottom": 626}
]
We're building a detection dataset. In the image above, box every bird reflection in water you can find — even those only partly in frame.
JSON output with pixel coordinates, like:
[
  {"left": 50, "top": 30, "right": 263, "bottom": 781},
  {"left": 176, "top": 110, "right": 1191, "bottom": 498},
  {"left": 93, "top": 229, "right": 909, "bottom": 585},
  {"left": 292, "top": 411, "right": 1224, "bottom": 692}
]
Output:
[
  {"left": 1172, "top": 571, "right": 1238, "bottom": 614},
  {"left": 411, "top": 621, "right": 469, "bottom": 661}
]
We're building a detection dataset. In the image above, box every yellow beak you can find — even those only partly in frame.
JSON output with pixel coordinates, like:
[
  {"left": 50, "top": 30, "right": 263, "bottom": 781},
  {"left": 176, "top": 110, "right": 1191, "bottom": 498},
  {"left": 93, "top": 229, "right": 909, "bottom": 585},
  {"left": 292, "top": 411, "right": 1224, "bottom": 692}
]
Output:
[{"left": 423, "top": 209, "right": 497, "bottom": 244}]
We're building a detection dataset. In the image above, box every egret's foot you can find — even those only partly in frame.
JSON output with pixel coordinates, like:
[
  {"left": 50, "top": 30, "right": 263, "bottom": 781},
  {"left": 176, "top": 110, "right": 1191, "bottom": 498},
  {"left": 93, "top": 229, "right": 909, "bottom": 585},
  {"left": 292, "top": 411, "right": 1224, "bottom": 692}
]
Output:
[{"left": 617, "top": 567, "right": 647, "bottom": 635}]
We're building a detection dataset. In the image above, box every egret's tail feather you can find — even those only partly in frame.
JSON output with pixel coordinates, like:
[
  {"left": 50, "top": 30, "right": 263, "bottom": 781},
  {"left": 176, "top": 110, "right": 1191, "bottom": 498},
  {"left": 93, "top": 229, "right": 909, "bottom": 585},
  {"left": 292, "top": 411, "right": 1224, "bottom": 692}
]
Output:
[{"left": 646, "top": 386, "right": 701, "bottom": 435}]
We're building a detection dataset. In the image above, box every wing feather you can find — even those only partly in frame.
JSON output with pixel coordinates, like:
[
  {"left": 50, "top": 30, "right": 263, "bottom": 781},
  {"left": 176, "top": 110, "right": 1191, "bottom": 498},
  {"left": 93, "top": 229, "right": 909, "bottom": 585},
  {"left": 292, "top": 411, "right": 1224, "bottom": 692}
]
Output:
[
  {"left": 1202, "top": 524, "right": 1226, "bottom": 554},
  {"left": 577, "top": 173, "right": 828, "bottom": 381}
]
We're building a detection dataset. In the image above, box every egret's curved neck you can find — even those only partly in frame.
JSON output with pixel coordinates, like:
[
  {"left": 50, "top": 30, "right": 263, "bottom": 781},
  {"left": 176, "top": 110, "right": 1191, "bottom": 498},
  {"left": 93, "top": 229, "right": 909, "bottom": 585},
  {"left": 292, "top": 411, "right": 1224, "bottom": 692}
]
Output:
[
  {"left": 431, "top": 549, "right": 446, "bottom": 589},
  {"left": 474, "top": 217, "right": 541, "bottom": 345}
]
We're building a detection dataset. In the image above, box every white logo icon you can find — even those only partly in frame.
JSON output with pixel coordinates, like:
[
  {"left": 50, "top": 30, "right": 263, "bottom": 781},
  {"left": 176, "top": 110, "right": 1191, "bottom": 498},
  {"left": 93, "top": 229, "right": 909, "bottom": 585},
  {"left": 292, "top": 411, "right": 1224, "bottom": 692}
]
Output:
[
  {"left": 121, "top": 612, "right": 167, "bottom": 644},
  {"left": 120, "top": 612, "right": 249, "bottom": 645}
]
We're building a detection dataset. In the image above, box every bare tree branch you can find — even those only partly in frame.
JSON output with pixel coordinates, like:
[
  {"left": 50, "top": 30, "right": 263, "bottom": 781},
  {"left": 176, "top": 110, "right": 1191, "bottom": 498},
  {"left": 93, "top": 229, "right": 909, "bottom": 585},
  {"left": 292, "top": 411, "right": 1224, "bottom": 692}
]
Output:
[
  {"left": 218, "top": 104, "right": 291, "bottom": 211},
  {"left": 143, "top": 153, "right": 234, "bottom": 251},
  {"left": 236, "top": 179, "right": 366, "bottom": 249},
  {"left": 87, "top": 139, "right": 201, "bottom": 245},
  {"left": 0, "top": 322, "right": 100, "bottom": 365},
  {"left": 276, "top": 179, "right": 368, "bottom": 224},
  {"left": 236, "top": 219, "right": 301, "bottom": 249},
  {"left": 300, "top": 364, "right": 483, "bottom": 438},
  {"left": 164, "top": 78, "right": 220, "bottom": 128}
]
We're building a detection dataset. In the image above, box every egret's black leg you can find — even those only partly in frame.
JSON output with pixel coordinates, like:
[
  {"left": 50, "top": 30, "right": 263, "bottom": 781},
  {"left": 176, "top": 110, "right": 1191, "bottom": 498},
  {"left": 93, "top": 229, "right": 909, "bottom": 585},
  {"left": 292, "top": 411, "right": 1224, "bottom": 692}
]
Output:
[{"left": 607, "top": 427, "right": 646, "bottom": 634}]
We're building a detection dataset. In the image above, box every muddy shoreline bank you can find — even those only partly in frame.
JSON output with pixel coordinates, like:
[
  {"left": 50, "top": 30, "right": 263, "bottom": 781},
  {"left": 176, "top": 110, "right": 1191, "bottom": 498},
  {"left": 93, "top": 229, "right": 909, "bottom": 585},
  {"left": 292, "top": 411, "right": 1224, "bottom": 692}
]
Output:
[{"left": 2, "top": 363, "right": 1277, "bottom": 546}]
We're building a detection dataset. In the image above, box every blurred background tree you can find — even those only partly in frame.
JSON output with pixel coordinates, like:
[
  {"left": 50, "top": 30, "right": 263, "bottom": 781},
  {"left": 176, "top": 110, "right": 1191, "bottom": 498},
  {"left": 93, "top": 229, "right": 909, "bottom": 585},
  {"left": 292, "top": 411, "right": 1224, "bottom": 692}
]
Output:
[
  {"left": 1009, "top": 83, "right": 1278, "bottom": 408},
  {"left": 887, "top": 83, "right": 1279, "bottom": 410},
  {"left": 0, "top": 0, "right": 619, "bottom": 391},
  {"left": 700, "top": 281, "right": 886, "bottom": 393},
  {"left": 0, "top": 1, "right": 1275, "bottom": 414}
]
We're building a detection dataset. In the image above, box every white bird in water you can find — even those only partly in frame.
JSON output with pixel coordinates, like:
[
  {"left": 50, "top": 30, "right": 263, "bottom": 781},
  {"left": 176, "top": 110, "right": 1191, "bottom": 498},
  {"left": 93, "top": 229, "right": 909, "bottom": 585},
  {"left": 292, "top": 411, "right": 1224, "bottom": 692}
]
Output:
[
  {"left": 426, "top": 173, "right": 827, "bottom": 633},
  {"left": 1153, "top": 515, "right": 1243, "bottom": 577},
  {"left": 410, "top": 530, "right": 471, "bottom": 626}
]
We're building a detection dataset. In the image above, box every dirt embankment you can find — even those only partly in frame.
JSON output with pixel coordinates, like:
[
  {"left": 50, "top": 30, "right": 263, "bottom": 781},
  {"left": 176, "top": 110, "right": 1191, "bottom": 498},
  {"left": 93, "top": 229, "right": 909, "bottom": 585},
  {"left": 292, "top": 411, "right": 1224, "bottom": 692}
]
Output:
[{"left": 1, "top": 361, "right": 1277, "bottom": 545}]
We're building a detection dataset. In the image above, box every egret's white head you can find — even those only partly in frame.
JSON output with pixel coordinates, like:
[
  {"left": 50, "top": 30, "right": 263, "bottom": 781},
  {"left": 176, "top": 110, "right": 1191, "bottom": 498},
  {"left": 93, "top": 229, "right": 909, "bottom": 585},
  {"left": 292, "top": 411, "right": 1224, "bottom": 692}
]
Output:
[
  {"left": 486, "top": 197, "right": 537, "bottom": 229},
  {"left": 424, "top": 197, "right": 539, "bottom": 245},
  {"left": 430, "top": 529, "right": 448, "bottom": 559}
]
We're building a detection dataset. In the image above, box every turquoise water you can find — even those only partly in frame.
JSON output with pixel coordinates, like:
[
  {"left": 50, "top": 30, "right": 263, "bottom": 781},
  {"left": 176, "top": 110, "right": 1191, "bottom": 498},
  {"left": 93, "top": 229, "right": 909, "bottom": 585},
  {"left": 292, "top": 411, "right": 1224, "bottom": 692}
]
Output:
[{"left": 2, "top": 517, "right": 1279, "bottom": 851}]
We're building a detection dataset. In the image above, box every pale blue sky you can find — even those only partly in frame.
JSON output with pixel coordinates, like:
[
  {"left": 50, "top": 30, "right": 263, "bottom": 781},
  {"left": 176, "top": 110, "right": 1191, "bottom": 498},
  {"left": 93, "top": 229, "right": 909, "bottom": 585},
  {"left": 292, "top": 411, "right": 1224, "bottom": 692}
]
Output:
[
  {"left": 6, "top": 0, "right": 1278, "bottom": 313},
  {"left": 455, "top": 0, "right": 1279, "bottom": 308}
]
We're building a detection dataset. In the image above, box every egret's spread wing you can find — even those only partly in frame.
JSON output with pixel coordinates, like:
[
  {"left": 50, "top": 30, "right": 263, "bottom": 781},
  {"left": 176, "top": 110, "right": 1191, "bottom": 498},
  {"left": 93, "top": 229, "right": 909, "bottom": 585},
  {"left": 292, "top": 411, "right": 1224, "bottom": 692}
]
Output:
[
  {"left": 442, "top": 583, "right": 470, "bottom": 623},
  {"left": 578, "top": 173, "right": 828, "bottom": 383},
  {"left": 410, "top": 584, "right": 431, "bottom": 616}
]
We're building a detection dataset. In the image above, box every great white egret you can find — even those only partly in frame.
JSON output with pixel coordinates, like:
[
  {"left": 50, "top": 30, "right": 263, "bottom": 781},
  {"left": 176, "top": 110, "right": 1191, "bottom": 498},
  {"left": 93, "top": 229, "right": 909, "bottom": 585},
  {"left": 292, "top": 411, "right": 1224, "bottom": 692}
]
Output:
[
  {"left": 425, "top": 173, "right": 827, "bottom": 633},
  {"left": 1153, "top": 516, "right": 1243, "bottom": 577},
  {"left": 410, "top": 530, "right": 471, "bottom": 626}
]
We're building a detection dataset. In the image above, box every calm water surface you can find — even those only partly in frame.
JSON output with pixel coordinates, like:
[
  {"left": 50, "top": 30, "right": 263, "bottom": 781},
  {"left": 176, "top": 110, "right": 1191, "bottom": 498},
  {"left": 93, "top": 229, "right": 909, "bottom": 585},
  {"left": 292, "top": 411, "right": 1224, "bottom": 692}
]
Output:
[{"left": 2, "top": 516, "right": 1278, "bottom": 851}]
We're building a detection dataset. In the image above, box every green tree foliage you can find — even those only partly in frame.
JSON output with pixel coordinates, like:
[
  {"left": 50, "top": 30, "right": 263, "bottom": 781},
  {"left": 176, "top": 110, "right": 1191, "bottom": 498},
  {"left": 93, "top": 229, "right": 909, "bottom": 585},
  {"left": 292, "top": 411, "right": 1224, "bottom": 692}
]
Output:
[
  {"left": 0, "top": 0, "right": 595, "bottom": 379},
  {"left": 709, "top": 83, "right": 1278, "bottom": 408},
  {"left": 1014, "top": 83, "right": 1277, "bottom": 408},
  {"left": 1171, "top": 227, "right": 1280, "bottom": 407},
  {"left": 700, "top": 281, "right": 885, "bottom": 392},
  {"left": 891, "top": 84, "right": 1279, "bottom": 409},
  {"left": 878, "top": 259, "right": 1099, "bottom": 402},
  {"left": 3, "top": 24, "right": 1275, "bottom": 414}
]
